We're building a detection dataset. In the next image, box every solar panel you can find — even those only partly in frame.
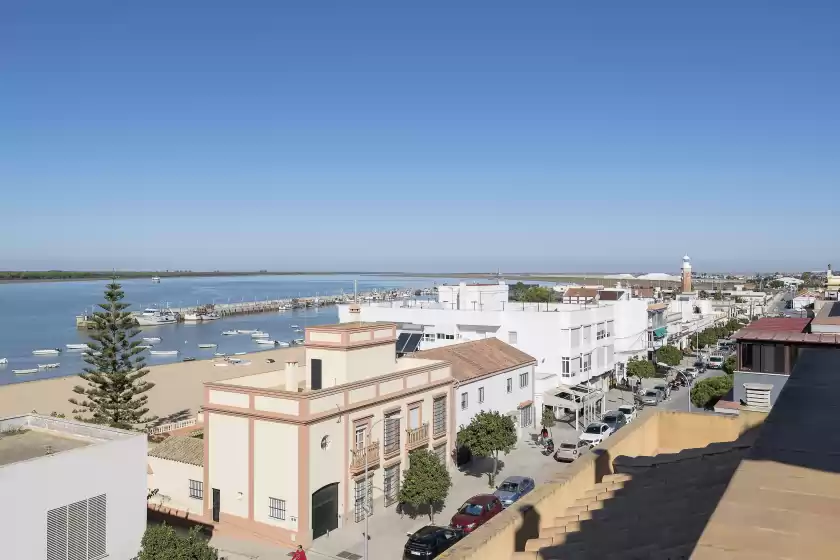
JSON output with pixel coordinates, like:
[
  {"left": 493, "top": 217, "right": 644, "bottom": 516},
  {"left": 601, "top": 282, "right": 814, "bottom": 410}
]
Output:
[
  {"left": 402, "top": 333, "right": 422, "bottom": 354},
  {"left": 395, "top": 333, "right": 411, "bottom": 353}
]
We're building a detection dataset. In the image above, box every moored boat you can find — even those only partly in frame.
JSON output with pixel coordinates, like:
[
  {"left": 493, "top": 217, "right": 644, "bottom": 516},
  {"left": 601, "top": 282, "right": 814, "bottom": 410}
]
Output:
[
  {"left": 65, "top": 343, "right": 90, "bottom": 350},
  {"left": 198, "top": 343, "right": 217, "bottom": 349},
  {"left": 234, "top": 351, "right": 247, "bottom": 356},
  {"left": 37, "top": 363, "right": 60, "bottom": 369},
  {"left": 222, "top": 330, "right": 238, "bottom": 336},
  {"left": 183, "top": 313, "right": 201, "bottom": 322},
  {"left": 277, "top": 341, "right": 290, "bottom": 347},
  {"left": 214, "top": 352, "right": 226, "bottom": 357},
  {"left": 237, "top": 329, "right": 256, "bottom": 334},
  {"left": 255, "top": 339, "right": 277, "bottom": 345},
  {"left": 149, "top": 350, "right": 179, "bottom": 356},
  {"left": 290, "top": 324, "right": 300, "bottom": 329},
  {"left": 14, "top": 368, "right": 39, "bottom": 375},
  {"left": 32, "top": 349, "right": 61, "bottom": 355},
  {"left": 250, "top": 332, "right": 270, "bottom": 338},
  {"left": 142, "top": 337, "right": 161, "bottom": 343},
  {"left": 293, "top": 338, "right": 304, "bottom": 345},
  {"left": 203, "top": 312, "right": 220, "bottom": 321},
  {"left": 0, "top": 358, "right": 7, "bottom": 365},
  {"left": 292, "top": 328, "right": 303, "bottom": 333}
]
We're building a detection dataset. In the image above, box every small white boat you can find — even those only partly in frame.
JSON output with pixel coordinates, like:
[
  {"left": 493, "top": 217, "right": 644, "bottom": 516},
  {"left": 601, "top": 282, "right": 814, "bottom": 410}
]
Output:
[
  {"left": 251, "top": 332, "right": 270, "bottom": 338},
  {"left": 214, "top": 362, "right": 229, "bottom": 367},
  {"left": 37, "top": 363, "right": 60, "bottom": 369},
  {"left": 234, "top": 360, "right": 251, "bottom": 366},
  {"left": 234, "top": 351, "right": 247, "bottom": 356},
  {"left": 290, "top": 324, "right": 300, "bottom": 329},
  {"left": 214, "top": 352, "right": 227, "bottom": 357},
  {"left": 142, "top": 337, "right": 161, "bottom": 343},
  {"left": 292, "top": 328, "right": 303, "bottom": 333},
  {"left": 65, "top": 343, "right": 90, "bottom": 350},
  {"left": 14, "top": 368, "right": 39, "bottom": 375},
  {"left": 0, "top": 358, "right": 7, "bottom": 365},
  {"left": 255, "top": 339, "right": 277, "bottom": 345},
  {"left": 198, "top": 343, "right": 217, "bottom": 349},
  {"left": 149, "top": 350, "right": 179, "bottom": 356},
  {"left": 203, "top": 313, "right": 220, "bottom": 321},
  {"left": 137, "top": 345, "right": 152, "bottom": 350},
  {"left": 183, "top": 313, "right": 201, "bottom": 322},
  {"left": 277, "top": 341, "right": 290, "bottom": 348},
  {"left": 293, "top": 338, "right": 304, "bottom": 345},
  {"left": 222, "top": 330, "right": 238, "bottom": 336},
  {"left": 151, "top": 276, "right": 161, "bottom": 283},
  {"left": 32, "top": 349, "right": 61, "bottom": 355},
  {"left": 237, "top": 329, "right": 256, "bottom": 334}
]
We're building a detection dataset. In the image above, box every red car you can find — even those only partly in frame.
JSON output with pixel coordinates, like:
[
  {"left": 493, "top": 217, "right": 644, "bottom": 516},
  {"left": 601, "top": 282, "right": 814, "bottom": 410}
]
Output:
[{"left": 449, "top": 494, "right": 503, "bottom": 533}]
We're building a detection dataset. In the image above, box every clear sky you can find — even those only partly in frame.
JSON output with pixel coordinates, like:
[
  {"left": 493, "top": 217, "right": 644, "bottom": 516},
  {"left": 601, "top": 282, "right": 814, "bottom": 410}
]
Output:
[{"left": 2, "top": 1, "right": 838, "bottom": 273}]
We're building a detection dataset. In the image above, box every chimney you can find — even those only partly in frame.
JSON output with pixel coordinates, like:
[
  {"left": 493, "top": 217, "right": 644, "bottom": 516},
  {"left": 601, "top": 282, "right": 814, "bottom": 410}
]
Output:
[{"left": 285, "top": 361, "right": 299, "bottom": 391}]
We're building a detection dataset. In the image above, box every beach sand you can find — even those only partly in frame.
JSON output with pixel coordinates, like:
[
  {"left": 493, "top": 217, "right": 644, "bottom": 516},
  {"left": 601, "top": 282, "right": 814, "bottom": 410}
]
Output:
[{"left": 0, "top": 347, "right": 304, "bottom": 423}]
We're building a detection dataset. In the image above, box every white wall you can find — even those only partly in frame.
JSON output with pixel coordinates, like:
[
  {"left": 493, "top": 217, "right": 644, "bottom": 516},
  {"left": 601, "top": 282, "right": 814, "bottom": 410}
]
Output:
[
  {"left": 455, "top": 365, "right": 535, "bottom": 433},
  {"left": 437, "top": 282, "right": 509, "bottom": 311},
  {"left": 254, "top": 421, "right": 299, "bottom": 531},
  {"left": 148, "top": 457, "right": 204, "bottom": 515},
  {"left": 208, "top": 413, "right": 249, "bottom": 518},
  {"left": 0, "top": 431, "right": 147, "bottom": 560}
]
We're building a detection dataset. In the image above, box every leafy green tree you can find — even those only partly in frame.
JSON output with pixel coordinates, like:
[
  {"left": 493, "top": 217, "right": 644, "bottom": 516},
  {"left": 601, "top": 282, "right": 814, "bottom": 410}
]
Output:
[
  {"left": 698, "top": 290, "right": 709, "bottom": 299},
  {"left": 690, "top": 375, "right": 733, "bottom": 409},
  {"left": 456, "top": 411, "right": 517, "bottom": 487},
  {"left": 398, "top": 449, "right": 452, "bottom": 522},
  {"left": 656, "top": 345, "right": 682, "bottom": 367},
  {"left": 713, "top": 290, "right": 723, "bottom": 301},
  {"left": 722, "top": 355, "right": 737, "bottom": 376},
  {"left": 627, "top": 356, "right": 656, "bottom": 379},
  {"left": 541, "top": 407, "right": 556, "bottom": 437},
  {"left": 70, "top": 278, "right": 157, "bottom": 430},
  {"left": 138, "top": 524, "right": 220, "bottom": 560}
]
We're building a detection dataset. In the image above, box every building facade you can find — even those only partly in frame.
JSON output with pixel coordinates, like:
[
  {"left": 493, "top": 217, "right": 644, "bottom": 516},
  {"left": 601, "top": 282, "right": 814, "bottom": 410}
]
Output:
[
  {"left": 151, "top": 322, "right": 457, "bottom": 548},
  {"left": 0, "top": 414, "right": 147, "bottom": 560}
]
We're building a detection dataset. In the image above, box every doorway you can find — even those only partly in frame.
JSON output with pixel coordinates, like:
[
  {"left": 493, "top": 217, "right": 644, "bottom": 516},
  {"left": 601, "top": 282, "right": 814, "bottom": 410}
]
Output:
[
  {"left": 311, "top": 483, "right": 339, "bottom": 539},
  {"left": 212, "top": 488, "right": 220, "bottom": 522}
]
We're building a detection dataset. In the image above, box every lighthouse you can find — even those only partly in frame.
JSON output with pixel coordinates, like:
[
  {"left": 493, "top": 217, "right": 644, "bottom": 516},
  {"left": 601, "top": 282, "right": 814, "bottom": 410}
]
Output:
[{"left": 681, "top": 255, "right": 692, "bottom": 292}]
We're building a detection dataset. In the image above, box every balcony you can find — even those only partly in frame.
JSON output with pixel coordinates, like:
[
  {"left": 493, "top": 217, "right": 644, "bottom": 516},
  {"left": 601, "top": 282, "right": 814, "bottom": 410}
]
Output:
[
  {"left": 405, "top": 423, "right": 430, "bottom": 450},
  {"left": 350, "top": 441, "right": 380, "bottom": 474}
]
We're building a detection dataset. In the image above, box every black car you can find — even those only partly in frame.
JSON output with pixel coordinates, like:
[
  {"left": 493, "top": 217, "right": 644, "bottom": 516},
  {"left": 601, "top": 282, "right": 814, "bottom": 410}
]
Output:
[{"left": 403, "top": 525, "right": 464, "bottom": 559}]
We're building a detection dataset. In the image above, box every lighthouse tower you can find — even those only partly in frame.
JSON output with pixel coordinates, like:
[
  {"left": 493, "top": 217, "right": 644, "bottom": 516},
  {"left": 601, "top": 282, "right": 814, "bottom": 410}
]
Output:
[{"left": 681, "top": 255, "right": 692, "bottom": 292}]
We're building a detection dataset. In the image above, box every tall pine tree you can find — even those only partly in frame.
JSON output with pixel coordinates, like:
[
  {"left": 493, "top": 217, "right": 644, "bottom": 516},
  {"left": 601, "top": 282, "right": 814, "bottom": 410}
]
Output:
[{"left": 70, "top": 278, "right": 157, "bottom": 430}]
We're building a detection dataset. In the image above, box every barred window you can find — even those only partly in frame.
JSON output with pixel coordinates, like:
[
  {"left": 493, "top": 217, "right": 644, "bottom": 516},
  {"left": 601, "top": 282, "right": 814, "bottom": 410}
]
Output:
[
  {"left": 478, "top": 387, "right": 485, "bottom": 403},
  {"left": 519, "top": 372, "right": 529, "bottom": 388},
  {"left": 433, "top": 444, "right": 447, "bottom": 464},
  {"left": 269, "top": 497, "right": 286, "bottom": 520},
  {"left": 562, "top": 357, "right": 570, "bottom": 374},
  {"left": 189, "top": 479, "right": 203, "bottom": 500},
  {"left": 506, "top": 378, "right": 513, "bottom": 393},
  {"left": 384, "top": 464, "right": 400, "bottom": 507},
  {"left": 460, "top": 392, "right": 468, "bottom": 410},
  {"left": 433, "top": 397, "right": 447, "bottom": 436},
  {"left": 384, "top": 411, "right": 401, "bottom": 456}
]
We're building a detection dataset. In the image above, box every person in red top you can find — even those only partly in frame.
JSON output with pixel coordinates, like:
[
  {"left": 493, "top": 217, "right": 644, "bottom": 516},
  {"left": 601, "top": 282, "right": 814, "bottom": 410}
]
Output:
[{"left": 292, "top": 545, "right": 307, "bottom": 560}]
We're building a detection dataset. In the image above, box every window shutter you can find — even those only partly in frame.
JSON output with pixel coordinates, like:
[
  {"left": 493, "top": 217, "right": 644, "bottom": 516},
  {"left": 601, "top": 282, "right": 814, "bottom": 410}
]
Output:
[
  {"left": 88, "top": 495, "right": 107, "bottom": 558},
  {"left": 67, "top": 500, "right": 87, "bottom": 560},
  {"left": 47, "top": 506, "right": 68, "bottom": 560}
]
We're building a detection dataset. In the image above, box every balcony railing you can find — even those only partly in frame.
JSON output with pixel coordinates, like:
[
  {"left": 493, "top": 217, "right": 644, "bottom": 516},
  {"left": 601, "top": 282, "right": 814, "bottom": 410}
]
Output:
[
  {"left": 350, "top": 441, "right": 380, "bottom": 473},
  {"left": 406, "top": 423, "right": 430, "bottom": 450}
]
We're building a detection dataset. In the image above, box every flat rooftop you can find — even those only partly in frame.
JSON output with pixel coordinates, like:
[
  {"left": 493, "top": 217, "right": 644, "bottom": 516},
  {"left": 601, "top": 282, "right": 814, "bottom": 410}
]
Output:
[
  {"left": 813, "top": 301, "right": 840, "bottom": 326},
  {"left": 0, "top": 428, "right": 91, "bottom": 467}
]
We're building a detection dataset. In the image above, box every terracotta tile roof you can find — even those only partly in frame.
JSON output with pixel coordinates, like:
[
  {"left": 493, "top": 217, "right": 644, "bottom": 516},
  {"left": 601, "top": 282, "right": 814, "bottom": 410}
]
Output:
[
  {"left": 739, "top": 317, "right": 810, "bottom": 333},
  {"left": 413, "top": 338, "right": 536, "bottom": 381},
  {"left": 597, "top": 290, "right": 625, "bottom": 301},
  {"left": 517, "top": 400, "right": 533, "bottom": 409},
  {"left": 563, "top": 288, "right": 598, "bottom": 298},
  {"left": 734, "top": 331, "right": 840, "bottom": 345},
  {"left": 148, "top": 435, "right": 204, "bottom": 466}
]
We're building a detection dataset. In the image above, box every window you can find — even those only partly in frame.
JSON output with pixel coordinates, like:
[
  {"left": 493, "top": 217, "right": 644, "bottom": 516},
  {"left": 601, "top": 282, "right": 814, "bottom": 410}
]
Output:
[
  {"left": 354, "top": 477, "right": 372, "bottom": 523},
  {"left": 433, "top": 397, "right": 446, "bottom": 437},
  {"left": 47, "top": 494, "right": 107, "bottom": 560},
  {"left": 461, "top": 392, "right": 468, "bottom": 410},
  {"left": 433, "top": 443, "right": 447, "bottom": 464},
  {"left": 519, "top": 372, "right": 529, "bottom": 388},
  {"left": 354, "top": 425, "right": 366, "bottom": 450},
  {"left": 508, "top": 331, "right": 518, "bottom": 344},
  {"left": 597, "top": 322, "right": 606, "bottom": 340},
  {"left": 437, "top": 333, "right": 455, "bottom": 340},
  {"left": 561, "top": 357, "right": 570, "bottom": 374},
  {"left": 384, "top": 411, "right": 401, "bottom": 456},
  {"left": 189, "top": 479, "right": 204, "bottom": 500},
  {"left": 422, "top": 333, "right": 435, "bottom": 342},
  {"left": 408, "top": 404, "right": 421, "bottom": 430},
  {"left": 269, "top": 497, "right": 286, "bottom": 520},
  {"left": 478, "top": 387, "right": 485, "bottom": 403},
  {"left": 384, "top": 464, "right": 400, "bottom": 507},
  {"left": 437, "top": 333, "right": 445, "bottom": 339},
  {"left": 506, "top": 378, "right": 513, "bottom": 393},
  {"left": 583, "top": 353, "right": 591, "bottom": 373},
  {"left": 520, "top": 405, "right": 533, "bottom": 427},
  {"left": 446, "top": 334, "right": 454, "bottom": 340}
]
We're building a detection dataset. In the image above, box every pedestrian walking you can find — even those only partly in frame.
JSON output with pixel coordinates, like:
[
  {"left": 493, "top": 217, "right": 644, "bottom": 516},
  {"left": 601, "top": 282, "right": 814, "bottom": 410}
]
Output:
[{"left": 292, "top": 545, "right": 307, "bottom": 560}]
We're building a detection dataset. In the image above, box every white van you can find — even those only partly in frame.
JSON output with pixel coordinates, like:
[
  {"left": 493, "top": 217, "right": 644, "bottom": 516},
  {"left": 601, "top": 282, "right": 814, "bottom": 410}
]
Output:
[{"left": 708, "top": 354, "right": 725, "bottom": 369}]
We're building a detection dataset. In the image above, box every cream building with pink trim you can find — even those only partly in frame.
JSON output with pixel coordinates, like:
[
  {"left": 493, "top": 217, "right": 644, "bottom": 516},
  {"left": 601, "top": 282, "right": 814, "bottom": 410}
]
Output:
[{"left": 149, "top": 321, "right": 457, "bottom": 547}]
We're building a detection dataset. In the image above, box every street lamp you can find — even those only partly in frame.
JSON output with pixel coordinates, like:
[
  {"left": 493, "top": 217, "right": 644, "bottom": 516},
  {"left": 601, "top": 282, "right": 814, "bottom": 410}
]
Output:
[{"left": 360, "top": 414, "right": 401, "bottom": 560}]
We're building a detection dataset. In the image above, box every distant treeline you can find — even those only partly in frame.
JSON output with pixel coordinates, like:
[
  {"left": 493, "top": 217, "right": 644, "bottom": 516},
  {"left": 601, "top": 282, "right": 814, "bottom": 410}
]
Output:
[{"left": 0, "top": 270, "right": 339, "bottom": 281}]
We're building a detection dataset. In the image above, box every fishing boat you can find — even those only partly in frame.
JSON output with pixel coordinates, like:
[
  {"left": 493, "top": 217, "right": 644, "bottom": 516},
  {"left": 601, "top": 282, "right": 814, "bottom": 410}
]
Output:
[
  {"left": 182, "top": 357, "right": 196, "bottom": 362},
  {"left": 203, "top": 312, "right": 220, "bottom": 321},
  {"left": 222, "top": 330, "right": 238, "bottom": 336},
  {"left": 277, "top": 341, "right": 290, "bottom": 348},
  {"left": 65, "top": 343, "right": 90, "bottom": 350},
  {"left": 135, "top": 310, "right": 176, "bottom": 326},
  {"left": 290, "top": 324, "right": 300, "bottom": 329},
  {"left": 14, "top": 368, "right": 38, "bottom": 375},
  {"left": 278, "top": 304, "right": 291, "bottom": 311},
  {"left": 237, "top": 329, "right": 257, "bottom": 334},
  {"left": 250, "top": 332, "right": 270, "bottom": 338},
  {"left": 254, "top": 339, "right": 277, "bottom": 346},
  {"left": 198, "top": 343, "right": 217, "bottom": 349},
  {"left": 0, "top": 358, "right": 7, "bottom": 365},
  {"left": 183, "top": 312, "right": 201, "bottom": 322},
  {"left": 37, "top": 363, "right": 60, "bottom": 369},
  {"left": 292, "top": 328, "right": 303, "bottom": 333},
  {"left": 149, "top": 350, "right": 179, "bottom": 356},
  {"left": 142, "top": 337, "right": 161, "bottom": 343},
  {"left": 151, "top": 276, "right": 161, "bottom": 283},
  {"left": 32, "top": 349, "right": 61, "bottom": 355},
  {"left": 293, "top": 338, "right": 304, "bottom": 345},
  {"left": 214, "top": 352, "right": 226, "bottom": 357},
  {"left": 234, "top": 351, "right": 247, "bottom": 356}
]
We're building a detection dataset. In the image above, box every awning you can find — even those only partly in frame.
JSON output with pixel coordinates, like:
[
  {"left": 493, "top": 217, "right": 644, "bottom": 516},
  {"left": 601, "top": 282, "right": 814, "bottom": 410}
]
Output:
[{"left": 653, "top": 327, "right": 668, "bottom": 338}]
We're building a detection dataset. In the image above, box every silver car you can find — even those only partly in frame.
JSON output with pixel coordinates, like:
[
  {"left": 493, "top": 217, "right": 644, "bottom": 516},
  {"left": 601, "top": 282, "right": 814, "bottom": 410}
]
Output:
[
  {"left": 601, "top": 410, "right": 628, "bottom": 433},
  {"left": 640, "top": 389, "right": 662, "bottom": 406},
  {"left": 553, "top": 440, "right": 591, "bottom": 462}
]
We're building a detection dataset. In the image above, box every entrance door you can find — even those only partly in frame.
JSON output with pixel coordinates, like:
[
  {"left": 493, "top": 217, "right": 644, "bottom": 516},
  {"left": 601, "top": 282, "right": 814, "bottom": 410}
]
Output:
[
  {"left": 311, "top": 483, "right": 339, "bottom": 539},
  {"left": 212, "top": 488, "right": 220, "bottom": 522}
]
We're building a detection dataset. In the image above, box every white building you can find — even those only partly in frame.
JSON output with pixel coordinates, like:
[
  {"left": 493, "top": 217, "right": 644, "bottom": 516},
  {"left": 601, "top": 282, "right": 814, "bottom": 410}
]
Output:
[
  {"left": 337, "top": 294, "right": 648, "bottom": 395},
  {"left": 664, "top": 295, "right": 721, "bottom": 350},
  {"left": 436, "top": 281, "right": 509, "bottom": 311},
  {"left": 0, "top": 414, "right": 147, "bottom": 560},
  {"left": 412, "top": 338, "right": 537, "bottom": 438}
]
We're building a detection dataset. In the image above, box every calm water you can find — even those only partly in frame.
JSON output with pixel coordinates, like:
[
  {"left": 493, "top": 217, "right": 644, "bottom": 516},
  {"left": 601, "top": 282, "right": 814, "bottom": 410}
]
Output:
[{"left": 0, "top": 275, "right": 451, "bottom": 385}]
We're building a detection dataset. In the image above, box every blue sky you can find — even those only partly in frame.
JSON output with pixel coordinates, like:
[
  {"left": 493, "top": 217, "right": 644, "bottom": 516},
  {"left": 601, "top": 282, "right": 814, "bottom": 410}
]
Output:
[{"left": 1, "top": 1, "right": 838, "bottom": 273}]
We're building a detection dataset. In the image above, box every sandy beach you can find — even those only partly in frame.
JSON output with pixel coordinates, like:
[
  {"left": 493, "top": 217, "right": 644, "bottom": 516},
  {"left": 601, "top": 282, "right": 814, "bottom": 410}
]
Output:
[{"left": 0, "top": 347, "right": 304, "bottom": 423}]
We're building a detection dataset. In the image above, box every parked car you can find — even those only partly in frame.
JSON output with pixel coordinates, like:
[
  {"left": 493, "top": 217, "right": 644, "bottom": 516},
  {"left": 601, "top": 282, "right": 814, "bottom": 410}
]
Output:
[
  {"left": 579, "top": 422, "right": 613, "bottom": 446},
  {"left": 601, "top": 410, "right": 628, "bottom": 433},
  {"left": 653, "top": 382, "right": 671, "bottom": 400},
  {"left": 493, "top": 476, "right": 535, "bottom": 508},
  {"left": 449, "top": 495, "right": 503, "bottom": 533},
  {"left": 403, "top": 525, "right": 464, "bottom": 559},
  {"left": 554, "top": 440, "right": 591, "bottom": 462},
  {"left": 682, "top": 367, "right": 698, "bottom": 380},
  {"left": 640, "top": 389, "right": 662, "bottom": 406},
  {"left": 618, "top": 404, "right": 637, "bottom": 423}
]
